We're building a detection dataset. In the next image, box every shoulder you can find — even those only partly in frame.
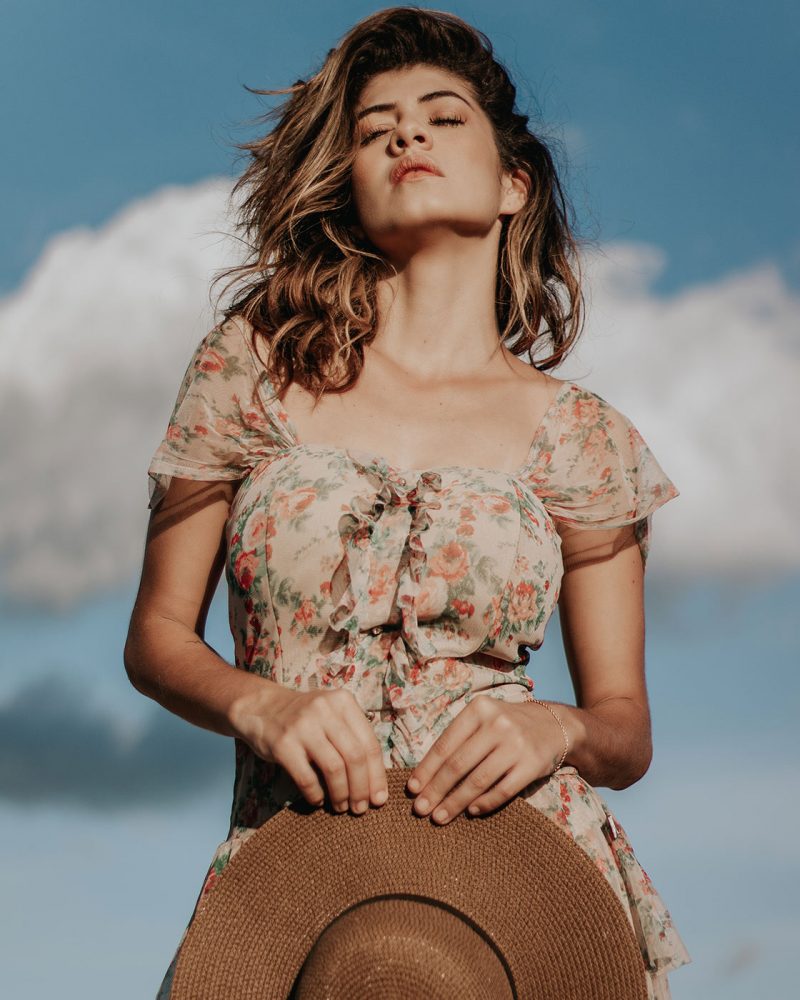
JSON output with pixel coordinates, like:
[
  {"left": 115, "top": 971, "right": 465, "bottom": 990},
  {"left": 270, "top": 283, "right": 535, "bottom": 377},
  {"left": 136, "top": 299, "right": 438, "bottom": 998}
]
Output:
[
  {"left": 499, "top": 352, "right": 580, "bottom": 424},
  {"left": 546, "top": 380, "right": 641, "bottom": 449},
  {"left": 210, "top": 313, "right": 253, "bottom": 355},
  {"left": 220, "top": 312, "right": 276, "bottom": 374},
  {"left": 191, "top": 313, "right": 275, "bottom": 385},
  {"left": 531, "top": 382, "right": 678, "bottom": 514},
  {"left": 498, "top": 351, "right": 626, "bottom": 422},
  {"left": 500, "top": 348, "right": 566, "bottom": 393}
]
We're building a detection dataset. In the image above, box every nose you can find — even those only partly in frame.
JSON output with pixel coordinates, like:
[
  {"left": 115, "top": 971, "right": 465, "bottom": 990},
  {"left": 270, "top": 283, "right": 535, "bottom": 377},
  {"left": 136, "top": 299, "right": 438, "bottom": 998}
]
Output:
[{"left": 389, "top": 117, "right": 433, "bottom": 152}]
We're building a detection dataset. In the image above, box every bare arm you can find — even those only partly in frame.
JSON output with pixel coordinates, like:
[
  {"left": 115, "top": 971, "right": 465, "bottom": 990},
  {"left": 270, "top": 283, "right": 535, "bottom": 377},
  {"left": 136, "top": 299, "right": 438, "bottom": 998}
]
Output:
[
  {"left": 124, "top": 477, "right": 283, "bottom": 738},
  {"left": 537, "top": 522, "right": 653, "bottom": 791},
  {"left": 124, "top": 476, "right": 390, "bottom": 812}
]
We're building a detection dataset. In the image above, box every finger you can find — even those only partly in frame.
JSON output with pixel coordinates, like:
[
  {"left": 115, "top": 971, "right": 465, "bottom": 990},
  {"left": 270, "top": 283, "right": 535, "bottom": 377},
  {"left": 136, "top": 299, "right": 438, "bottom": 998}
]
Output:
[
  {"left": 357, "top": 714, "right": 389, "bottom": 808},
  {"left": 307, "top": 736, "right": 352, "bottom": 811},
  {"left": 340, "top": 694, "right": 388, "bottom": 809},
  {"left": 413, "top": 725, "right": 496, "bottom": 818},
  {"left": 363, "top": 738, "right": 388, "bottom": 807},
  {"left": 323, "top": 698, "right": 375, "bottom": 812},
  {"left": 271, "top": 736, "right": 326, "bottom": 806},
  {"left": 466, "top": 762, "right": 538, "bottom": 817},
  {"left": 432, "top": 748, "right": 516, "bottom": 824},
  {"left": 408, "top": 697, "right": 485, "bottom": 795}
]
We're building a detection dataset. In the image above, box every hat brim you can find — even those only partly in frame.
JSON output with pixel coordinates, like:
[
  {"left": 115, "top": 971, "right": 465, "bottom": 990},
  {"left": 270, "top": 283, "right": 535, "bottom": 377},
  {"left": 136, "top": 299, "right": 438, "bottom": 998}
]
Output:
[{"left": 171, "top": 766, "right": 647, "bottom": 999}]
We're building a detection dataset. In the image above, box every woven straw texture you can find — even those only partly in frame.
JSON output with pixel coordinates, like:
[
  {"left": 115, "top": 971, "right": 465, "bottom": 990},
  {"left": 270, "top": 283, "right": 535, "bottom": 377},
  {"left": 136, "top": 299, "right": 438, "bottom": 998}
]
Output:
[{"left": 172, "top": 767, "right": 647, "bottom": 999}]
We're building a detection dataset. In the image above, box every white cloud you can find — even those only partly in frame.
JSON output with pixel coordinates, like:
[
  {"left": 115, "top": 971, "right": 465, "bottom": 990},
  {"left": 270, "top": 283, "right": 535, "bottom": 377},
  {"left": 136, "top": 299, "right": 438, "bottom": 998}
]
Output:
[
  {"left": 0, "top": 179, "right": 797, "bottom": 610},
  {"left": 554, "top": 242, "right": 800, "bottom": 580},
  {"left": 0, "top": 177, "right": 244, "bottom": 611}
]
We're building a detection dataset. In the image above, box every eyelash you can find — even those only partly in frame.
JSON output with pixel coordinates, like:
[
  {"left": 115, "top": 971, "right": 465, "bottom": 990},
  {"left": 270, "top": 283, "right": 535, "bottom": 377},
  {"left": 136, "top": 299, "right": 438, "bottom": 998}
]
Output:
[{"left": 359, "top": 114, "right": 466, "bottom": 146}]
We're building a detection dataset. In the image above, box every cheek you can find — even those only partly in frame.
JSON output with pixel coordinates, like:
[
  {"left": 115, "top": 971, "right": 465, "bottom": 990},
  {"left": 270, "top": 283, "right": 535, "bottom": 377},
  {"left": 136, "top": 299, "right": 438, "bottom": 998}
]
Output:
[{"left": 350, "top": 160, "right": 376, "bottom": 213}]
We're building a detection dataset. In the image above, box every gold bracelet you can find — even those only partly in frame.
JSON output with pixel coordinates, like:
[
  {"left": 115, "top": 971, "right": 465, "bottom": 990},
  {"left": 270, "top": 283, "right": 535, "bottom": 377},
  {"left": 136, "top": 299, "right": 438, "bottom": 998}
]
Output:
[{"left": 527, "top": 697, "right": 569, "bottom": 774}]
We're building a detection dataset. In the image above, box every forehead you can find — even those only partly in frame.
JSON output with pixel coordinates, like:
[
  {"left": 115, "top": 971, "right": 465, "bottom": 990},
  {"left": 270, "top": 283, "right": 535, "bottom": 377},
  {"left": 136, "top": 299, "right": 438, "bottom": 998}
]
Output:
[{"left": 355, "top": 64, "right": 477, "bottom": 111}]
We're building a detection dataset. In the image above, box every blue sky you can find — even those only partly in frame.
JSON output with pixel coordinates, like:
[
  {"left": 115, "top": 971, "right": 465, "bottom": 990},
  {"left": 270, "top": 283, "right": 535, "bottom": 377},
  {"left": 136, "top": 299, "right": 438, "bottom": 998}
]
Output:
[
  {"left": 3, "top": 0, "right": 798, "bottom": 298},
  {"left": 1, "top": 2, "right": 798, "bottom": 998}
]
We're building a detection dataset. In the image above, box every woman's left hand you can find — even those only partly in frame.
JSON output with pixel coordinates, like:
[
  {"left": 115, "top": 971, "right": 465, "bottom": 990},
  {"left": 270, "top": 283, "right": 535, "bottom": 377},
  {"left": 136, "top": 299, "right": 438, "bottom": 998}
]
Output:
[{"left": 406, "top": 696, "right": 567, "bottom": 824}]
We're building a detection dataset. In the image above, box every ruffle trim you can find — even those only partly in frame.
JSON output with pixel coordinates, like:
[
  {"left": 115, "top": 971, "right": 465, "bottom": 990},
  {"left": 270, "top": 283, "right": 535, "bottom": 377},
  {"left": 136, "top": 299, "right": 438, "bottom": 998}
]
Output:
[
  {"left": 522, "top": 388, "right": 680, "bottom": 569},
  {"left": 324, "top": 457, "right": 444, "bottom": 754}
]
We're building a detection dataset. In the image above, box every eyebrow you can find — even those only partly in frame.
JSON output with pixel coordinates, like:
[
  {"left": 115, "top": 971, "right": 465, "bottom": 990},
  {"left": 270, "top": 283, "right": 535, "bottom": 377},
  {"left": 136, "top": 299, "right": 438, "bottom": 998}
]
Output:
[{"left": 355, "top": 89, "right": 474, "bottom": 122}]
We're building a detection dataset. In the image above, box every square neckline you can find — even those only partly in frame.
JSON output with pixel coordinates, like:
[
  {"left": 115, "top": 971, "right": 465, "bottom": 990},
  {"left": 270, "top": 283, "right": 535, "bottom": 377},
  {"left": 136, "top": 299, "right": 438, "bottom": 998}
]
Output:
[{"left": 257, "top": 362, "right": 576, "bottom": 482}]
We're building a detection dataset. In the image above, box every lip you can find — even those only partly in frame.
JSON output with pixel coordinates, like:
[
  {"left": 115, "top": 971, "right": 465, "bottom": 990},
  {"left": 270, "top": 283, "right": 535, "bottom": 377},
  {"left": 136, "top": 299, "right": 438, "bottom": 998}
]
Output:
[{"left": 390, "top": 155, "right": 444, "bottom": 185}]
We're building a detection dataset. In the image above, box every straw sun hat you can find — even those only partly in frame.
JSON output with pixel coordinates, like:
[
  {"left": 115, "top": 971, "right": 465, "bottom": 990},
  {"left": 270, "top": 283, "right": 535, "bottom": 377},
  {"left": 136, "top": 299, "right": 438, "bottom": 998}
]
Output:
[{"left": 171, "top": 766, "right": 647, "bottom": 999}]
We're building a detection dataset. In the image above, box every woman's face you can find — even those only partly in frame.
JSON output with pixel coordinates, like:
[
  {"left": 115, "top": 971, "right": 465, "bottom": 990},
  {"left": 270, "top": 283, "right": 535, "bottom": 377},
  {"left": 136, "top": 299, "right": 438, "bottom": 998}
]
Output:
[{"left": 350, "top": 63, "right": 528, "bottom": 260}]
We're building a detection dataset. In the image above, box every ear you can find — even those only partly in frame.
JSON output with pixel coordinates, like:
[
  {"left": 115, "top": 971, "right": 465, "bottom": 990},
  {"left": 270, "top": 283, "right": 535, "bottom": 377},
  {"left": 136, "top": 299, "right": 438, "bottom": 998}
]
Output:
[{"left": 499, "top": 167, "right": 531, "bottom": 218}]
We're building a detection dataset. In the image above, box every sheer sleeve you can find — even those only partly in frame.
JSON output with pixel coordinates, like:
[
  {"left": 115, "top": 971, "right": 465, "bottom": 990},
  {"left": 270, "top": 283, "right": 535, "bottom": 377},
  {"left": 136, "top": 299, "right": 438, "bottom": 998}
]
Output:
[
  {"left": 146, "top": 316, "right": 282, "bottom": 511},
  {"left": 528, "top": 386, "right": 679, "bottom": 571}
]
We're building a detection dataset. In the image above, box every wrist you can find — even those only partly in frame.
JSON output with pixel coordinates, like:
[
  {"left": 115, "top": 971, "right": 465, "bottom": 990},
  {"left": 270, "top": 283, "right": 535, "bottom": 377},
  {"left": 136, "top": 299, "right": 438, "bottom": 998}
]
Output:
[
  {"left": 527, "top": 699, "right": 587, "bottom": 770},
  {"left": 227, "top": 675, "right": 286, "bottom": 747}
]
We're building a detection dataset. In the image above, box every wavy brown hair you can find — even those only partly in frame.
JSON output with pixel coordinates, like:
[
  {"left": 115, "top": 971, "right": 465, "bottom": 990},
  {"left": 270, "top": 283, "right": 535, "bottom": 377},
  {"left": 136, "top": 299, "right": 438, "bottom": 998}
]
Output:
[{"left": 210, "top": 5, "right": 588, "bottom": 402}]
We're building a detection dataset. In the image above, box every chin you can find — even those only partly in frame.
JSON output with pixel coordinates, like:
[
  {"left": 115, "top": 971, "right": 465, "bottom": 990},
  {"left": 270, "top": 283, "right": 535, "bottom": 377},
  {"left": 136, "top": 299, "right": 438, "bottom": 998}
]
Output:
[{"left": 364, "top": 210, "right": 496, "bottom": 245}]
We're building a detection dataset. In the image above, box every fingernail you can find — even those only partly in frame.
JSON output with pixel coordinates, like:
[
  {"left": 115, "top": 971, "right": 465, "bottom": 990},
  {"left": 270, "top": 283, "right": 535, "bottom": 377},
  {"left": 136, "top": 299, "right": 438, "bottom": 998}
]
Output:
[
  {"left": 334, "top": 801, "right": 347, "bottom": 813},
  {"left": 353, "top": 800, "right": 367, "bottom": 814},
  {"left": 415, "top": 797, "right": 430, "bottom": 814},
  {"left": 374, "top": 788, "right": 388, "bottom": 805},
  {"left": 433, "top": 808, "right": 449, "bottom": 823},
  {"left": 407, "top": 777, "right": 421, "bottom": 792}
]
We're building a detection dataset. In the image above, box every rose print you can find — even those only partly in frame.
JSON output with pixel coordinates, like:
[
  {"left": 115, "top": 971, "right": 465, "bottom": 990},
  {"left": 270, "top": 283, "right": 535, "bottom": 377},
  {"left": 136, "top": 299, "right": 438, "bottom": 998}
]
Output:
[
  {"left": 215, "top": 415, "right": 246, "bottom": 438},
  {"left": 472, "top": 494, "right": 512, "bottom": 515},
  {"left": 433, "top": 657, "right": 472, "bottom": 688},
  {"left": 234, "top": 549, "right": 258, "bottom": 590},
  {"left": 507, "top": 580, "right": 540, "bottom": 624},
  {"left": 573, "top": 396, "right": 600, "bottom": 426},
  {"left": 428, "top": 540, "right": 470, "bottom": 582},
  {"left": 243, "top": 510, "right": 269, "bottom": 548},
  {"left": 483, "top": 592, "right": 504, "bottom": 637},
  {"left": 196, "top": 348, "right": 225, "bottom": 373},
  {"left": 451, "top": 598, "right": 475, "bottom": 618},
  {"left": 242, "top": 406, "right": 272, "bottom": 431},
  {"left": 416, "top": 574, "right": 449, "bottom": 619},
  {"left": 293, "top": 599, "right": 316, "bottom": 630},
  {"left": 367, "top": 562, "right": 396, "bottom": 604},
  {"left": 584, "top": 426, "right": 609, "bottom": 461},
  {"left": 275, "top": 486, "right": 318, "bottom": 519}
]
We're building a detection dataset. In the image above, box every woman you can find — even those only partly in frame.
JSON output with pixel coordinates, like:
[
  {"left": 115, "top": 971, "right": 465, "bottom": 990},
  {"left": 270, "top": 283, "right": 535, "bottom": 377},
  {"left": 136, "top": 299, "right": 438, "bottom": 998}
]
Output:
[{"left": 125, "top": 7, "right": 691, "bottom": 998}]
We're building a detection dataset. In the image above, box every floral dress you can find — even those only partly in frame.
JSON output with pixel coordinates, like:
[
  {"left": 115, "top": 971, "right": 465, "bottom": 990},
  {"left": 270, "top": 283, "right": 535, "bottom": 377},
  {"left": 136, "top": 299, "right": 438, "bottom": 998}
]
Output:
[{"left": 147, "top": 316, "right": 692, "bottom": 998}]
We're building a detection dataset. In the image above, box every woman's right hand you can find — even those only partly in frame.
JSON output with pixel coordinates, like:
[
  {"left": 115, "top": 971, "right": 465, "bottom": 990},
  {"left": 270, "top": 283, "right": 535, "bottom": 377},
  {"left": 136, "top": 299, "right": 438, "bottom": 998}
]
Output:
[{"left": 231, "top": 684, "right": 389, "bottom": 814}]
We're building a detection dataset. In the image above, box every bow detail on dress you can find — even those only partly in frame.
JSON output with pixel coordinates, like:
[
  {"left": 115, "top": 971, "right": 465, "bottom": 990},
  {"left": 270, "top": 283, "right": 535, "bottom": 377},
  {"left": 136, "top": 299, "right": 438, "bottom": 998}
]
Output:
[{"left": 325, "top": 456, "right": 443, "bottom": 700}]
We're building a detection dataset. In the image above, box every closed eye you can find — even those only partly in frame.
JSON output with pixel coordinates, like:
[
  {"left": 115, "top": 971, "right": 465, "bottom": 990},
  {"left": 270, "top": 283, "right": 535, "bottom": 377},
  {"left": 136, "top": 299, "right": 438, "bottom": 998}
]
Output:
[{"left": 359, "top": 115, "right": 466, "bottom": 146}]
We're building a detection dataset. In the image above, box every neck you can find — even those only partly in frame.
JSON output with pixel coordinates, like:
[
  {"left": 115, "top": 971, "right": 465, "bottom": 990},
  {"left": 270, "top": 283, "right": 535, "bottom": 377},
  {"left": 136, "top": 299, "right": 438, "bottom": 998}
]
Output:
[{"left": 370, "top": 233, "right": 508, "bottom": 378}]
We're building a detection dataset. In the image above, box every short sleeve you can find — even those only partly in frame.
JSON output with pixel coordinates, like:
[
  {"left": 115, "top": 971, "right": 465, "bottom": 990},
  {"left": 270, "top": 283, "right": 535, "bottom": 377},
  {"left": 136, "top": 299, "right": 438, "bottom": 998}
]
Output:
[
  {"left": 146, "top": 317, "right": 281, "bottom": 511},
  {"left": 529, "top": 386, "right": 679, "bottom": 570}
]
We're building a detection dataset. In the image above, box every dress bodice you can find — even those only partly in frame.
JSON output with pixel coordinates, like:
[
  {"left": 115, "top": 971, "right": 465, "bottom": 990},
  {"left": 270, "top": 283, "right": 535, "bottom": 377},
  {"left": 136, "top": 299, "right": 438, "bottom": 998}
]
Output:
[{"left": 147, "top": 316, "right": 679, "bottom": 820}]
